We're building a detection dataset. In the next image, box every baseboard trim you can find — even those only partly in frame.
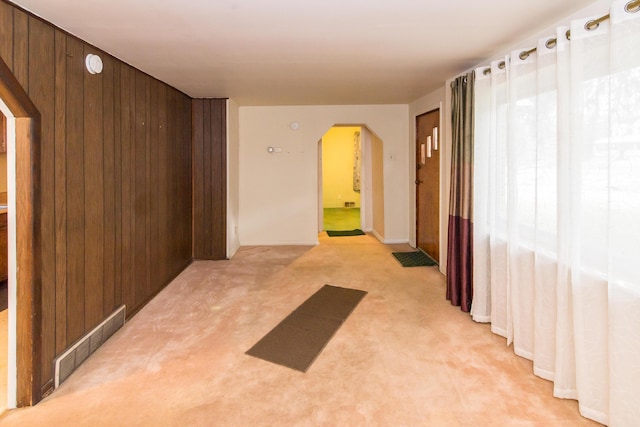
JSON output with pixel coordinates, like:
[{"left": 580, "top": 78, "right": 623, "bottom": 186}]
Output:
[
  {"left": 240, "top": 240, "right": 319, "bottom": 246},
  {"left": 371, "top": 230, "right": 384, "bottom": 243},
  {"left": 126, "top": 258, "right": 193, "bottom": 319},
  {"left": 383, "top": 239, "right": 409, "bottom": 244},
  {"left": 227, "top": 242, "right": 240, "bottom": 259},
  {"left": 40, "top": 379, "right": 54, "bottom": 399}
]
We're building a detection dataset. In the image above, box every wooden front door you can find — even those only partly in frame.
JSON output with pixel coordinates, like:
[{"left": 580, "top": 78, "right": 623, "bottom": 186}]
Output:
[{"left": 416, "top": 109, "right": 440, "bottom": 261}]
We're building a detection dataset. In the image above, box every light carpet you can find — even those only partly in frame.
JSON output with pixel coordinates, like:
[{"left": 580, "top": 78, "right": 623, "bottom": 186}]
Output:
[{"left": 0, "top": 234, "right": 600, "bottom": 426}]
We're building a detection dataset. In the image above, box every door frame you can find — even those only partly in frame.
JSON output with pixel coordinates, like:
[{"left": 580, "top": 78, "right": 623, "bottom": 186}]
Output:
[
  {"left": 318, "top": 125, "right": 370, "bottom": 233},
  {"left": 0, "top": 56, "right": 42, "bottom": 406},
  {"left": 317, "top": 124, "right": 385, "bottom": 240},
  {"left": 317, "top": 139, "right": 323, "bottom": 232},
  {"left": 415, "top": 107, "right": 441, "bottom": 260}
]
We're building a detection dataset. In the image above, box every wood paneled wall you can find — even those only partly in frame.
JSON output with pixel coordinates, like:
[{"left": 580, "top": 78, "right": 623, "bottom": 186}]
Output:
[
  {"left": 0, "top": 1, "right": 193, "bottom": 394},
  {"left": 192, "top": 99, "right": 226, "bottom": 260}
]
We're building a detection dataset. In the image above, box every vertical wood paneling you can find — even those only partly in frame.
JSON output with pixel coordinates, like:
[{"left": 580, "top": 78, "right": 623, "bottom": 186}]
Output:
[
  {"left": 127, "top": 66, "right": 137, "bottom": 309},
  {"left": 4, "top": 1, "right": 205, "bottom": 395},
  {"left": 12, "top": 9, "right": 28, "bottom": 90},
  {"left": 119, "top": 65, "right": 134, "bottom": 312},
  {"left": 157, "top": 84, "right": 168, "bottom": 283},
  {"left": 192, "top": 99, "right": 227, "bottom": 260},
  {"left": 134, "top": 71, "right": 146, "bottom": 306},
  {"left": 192, "top": 100, "right": 204, "bottom": 256},
  {"left": 53, "top": 29, "right": 67, "bottom": 354},
  {"left": 65, "top": 36, "right": 85, "bottom": 343},
  {"left": 180, "top": 96, "right": 192, "bottom": 262},
  {"left": 144, "top": 77, "right": 152, "bottom": 297},
  {"left": 212, "top": 103, "right": 226, "bottom": 257},
  {"left": 202, "top": 101, "right": 213, "bottom": 256},
  {"left": 112, "top": 61, "right": 122, "bottom": 307},
  {"left": 172, "top": 90, "right": 180, "bottom": 273},
  {"left": 149, "top": 80, "right": 159, "bottom": 293},
  {"left": 83, "top": 45, "right": 105, "bottom": 329},
  {"left": 167, "top": 89, "right": 178, "bottom": 274},
  {"left": 28, "top": 16, "right": 55, "bottom": 384},
  {"left": 102, "top": 54, "right": 115, "bottom": 314},
  {"left": 0, "top": 2, "right": 13, "bottom": 68}
]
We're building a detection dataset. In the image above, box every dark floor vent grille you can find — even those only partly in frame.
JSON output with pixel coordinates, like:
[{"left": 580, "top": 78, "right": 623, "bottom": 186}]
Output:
[{"left": 53, "top": 305, "right": 126, "bottom": 388}]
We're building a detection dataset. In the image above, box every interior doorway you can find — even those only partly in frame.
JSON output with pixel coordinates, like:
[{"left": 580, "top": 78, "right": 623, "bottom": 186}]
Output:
[
  {"left": 320, "top": 126, "right": 362, "bottom": 232},
  {"left": 0, "top": 55, "right": 42, "bottom": 408},
  {"left": 416, "top": 109, "right": 440, "bottom": 262},
  {"left": 317, "top": 124, "right": 385, "bottom": 241}
]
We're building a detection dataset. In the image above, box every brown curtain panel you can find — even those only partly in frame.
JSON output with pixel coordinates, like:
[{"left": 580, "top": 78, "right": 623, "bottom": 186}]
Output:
[{"left": 446, "top": 72, "right": 474, "bottom": 312}]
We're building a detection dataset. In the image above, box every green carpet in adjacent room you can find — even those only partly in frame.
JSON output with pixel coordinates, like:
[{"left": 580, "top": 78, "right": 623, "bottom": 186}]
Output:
[
  {"left": 246, "top": 284, "right": 367, "bottom": 372},
  {"left": 323, "top": 207, "right": 360, "bottom": 231},
  {"left": 392, "top": 251, "right": 437, "bottom": 267}
]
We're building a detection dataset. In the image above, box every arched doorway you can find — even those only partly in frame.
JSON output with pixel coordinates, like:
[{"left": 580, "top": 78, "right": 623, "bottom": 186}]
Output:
[
  {"left": 317, "top": 124, "right": 385, "bottom": 241},
  {"left": 320, "top": 126, "right": 362, "bottom": 232},
  {"left": 0, "top": 56, "right": 42, "bottom": 407}
]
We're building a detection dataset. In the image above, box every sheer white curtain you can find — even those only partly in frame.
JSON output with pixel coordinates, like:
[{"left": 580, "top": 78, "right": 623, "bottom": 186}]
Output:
[{"left": 472, "top": 1, "right": 640, "bottom": 425}]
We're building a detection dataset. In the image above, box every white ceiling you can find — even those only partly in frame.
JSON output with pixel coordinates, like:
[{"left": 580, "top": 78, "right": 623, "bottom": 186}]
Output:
[{"left": 12, "top": 0, "right": 600, "bottom": 105}]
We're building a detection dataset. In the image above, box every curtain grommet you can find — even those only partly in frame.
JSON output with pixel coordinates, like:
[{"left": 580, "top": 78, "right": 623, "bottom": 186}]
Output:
[
  {"left": 625, "top": 1, "right": 640, "bottom": 13},
  {"left": 585, "top": 20, "right": 600, "bottom": 31}
]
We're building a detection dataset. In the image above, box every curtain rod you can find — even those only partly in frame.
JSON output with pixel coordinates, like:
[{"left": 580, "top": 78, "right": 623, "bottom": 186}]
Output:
[{"left": 482, "top": 0, "right": 640, "bottom": 76}]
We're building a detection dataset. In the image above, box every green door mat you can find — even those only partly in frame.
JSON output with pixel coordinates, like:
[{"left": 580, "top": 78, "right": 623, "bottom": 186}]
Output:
[
  {"left": 246, "top": 284, "right": 367, "bottom": 372},
  {"left": 392, "top": 251, "right": 437, "bottom": 267},
  {"left": 326, "top": 229, "right": 365, "bottom": 237}
]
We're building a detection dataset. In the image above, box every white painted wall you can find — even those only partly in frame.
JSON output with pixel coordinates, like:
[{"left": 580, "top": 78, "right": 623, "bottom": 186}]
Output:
[
  {"left": 409, "top": 86, "right": 448, "bottom": 275},
  {"left": 226, "top": 99, "right": 240, "bottom": 258},
  {"left": 234, "top": 0, "right": 611, "bottom": 255},
  {"left": 371, "top": 131, "right": 386, "bottom": 241},
  {"left": 360, "top": 127, "right": 373, "bottom": 232},
  {"left": 238, "top": 104, "right": 409, "bottom": 246}
]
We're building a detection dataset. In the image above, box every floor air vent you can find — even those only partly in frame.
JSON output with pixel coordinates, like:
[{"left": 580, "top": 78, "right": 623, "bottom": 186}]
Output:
[{"left": 54, "top": 305, "right": 126, "bottom": 388}]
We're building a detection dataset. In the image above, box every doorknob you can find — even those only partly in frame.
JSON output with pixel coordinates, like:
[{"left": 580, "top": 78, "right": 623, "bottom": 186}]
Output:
[{"left": 415, "top": 179, "right": 423, "bottom": 185}]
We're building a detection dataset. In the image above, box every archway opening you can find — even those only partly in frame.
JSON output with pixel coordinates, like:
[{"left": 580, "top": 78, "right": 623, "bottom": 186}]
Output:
[
  {"left": 321, "top": 126, "right": 361, "bottom": 231},
  {"left": 317, "top": 124, "right": 385, "bottom": 241}
]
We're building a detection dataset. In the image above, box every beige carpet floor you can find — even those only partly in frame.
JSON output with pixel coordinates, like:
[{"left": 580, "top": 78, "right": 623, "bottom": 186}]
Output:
[{"left": 0, "top": 233, "right": 600, "bottom": 426}]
